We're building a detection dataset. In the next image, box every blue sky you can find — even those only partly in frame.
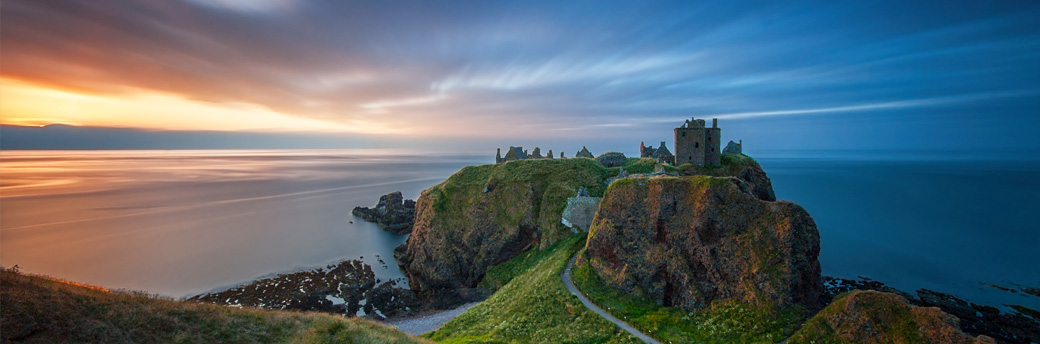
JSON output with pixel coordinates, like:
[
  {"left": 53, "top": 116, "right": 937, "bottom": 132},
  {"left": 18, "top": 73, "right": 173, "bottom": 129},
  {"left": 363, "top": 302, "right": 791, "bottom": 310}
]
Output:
[{"left": 2, "top": 0, "right": 1039, "bottom": 156}]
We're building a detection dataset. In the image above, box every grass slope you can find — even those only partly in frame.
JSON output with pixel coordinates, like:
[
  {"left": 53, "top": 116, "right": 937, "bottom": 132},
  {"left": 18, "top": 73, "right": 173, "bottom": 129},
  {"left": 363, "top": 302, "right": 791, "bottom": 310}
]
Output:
[
  {"left": 1, "top": 268, "right": 426, "bottom": 344},
  {"left": 678, "top": 153, "right": 758, "bottom": 176},
  {"left": 424, "top": 234, "right": 640, "bottom": 344},
  {"left": 571, "top": 250, "right": 806, "bottom": 344},
  {"left": 425, "top": 157, "right": 614, "bottom": 249}
]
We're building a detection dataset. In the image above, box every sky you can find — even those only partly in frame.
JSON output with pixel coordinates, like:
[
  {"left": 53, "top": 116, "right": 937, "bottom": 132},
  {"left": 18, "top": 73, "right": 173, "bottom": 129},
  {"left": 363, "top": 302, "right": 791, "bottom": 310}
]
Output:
[{"left": 2, "top": 0, "right": 1039, "bottom": 155}]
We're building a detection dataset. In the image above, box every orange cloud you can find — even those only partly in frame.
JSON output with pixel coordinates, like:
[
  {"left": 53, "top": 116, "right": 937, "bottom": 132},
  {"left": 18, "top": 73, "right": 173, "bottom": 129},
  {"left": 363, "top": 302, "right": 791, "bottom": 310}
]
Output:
[{"left": 0, "top": 78, "right": 399, "bottom": 133}]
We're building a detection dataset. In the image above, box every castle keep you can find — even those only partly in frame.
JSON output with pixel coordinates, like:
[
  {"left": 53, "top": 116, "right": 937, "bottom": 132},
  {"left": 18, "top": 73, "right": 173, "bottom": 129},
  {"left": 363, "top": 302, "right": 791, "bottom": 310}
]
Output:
[{"left": 674, "top": 117, "right": 721, "bottom": 167}]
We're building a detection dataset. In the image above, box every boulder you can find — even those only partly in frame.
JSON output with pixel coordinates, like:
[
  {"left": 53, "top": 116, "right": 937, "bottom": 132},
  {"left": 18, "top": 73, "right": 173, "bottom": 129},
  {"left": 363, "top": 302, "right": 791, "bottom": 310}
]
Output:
[
  {"left": 596, "top": 152, "right": 627, "bottom": 167},
  {"left": 789, "top": 290, "right": 996, "bottom": 344},
  {"left": 585, "top": 176, "right": 821, "bottom": 312},
  {"left": 352, "top": 191, "right": 416, "bottom": 234}
]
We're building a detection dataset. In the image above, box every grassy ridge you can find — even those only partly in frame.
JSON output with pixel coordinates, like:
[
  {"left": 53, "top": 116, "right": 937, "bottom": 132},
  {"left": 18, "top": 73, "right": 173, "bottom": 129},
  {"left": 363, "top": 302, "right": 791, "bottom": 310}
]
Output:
[
  {"left": 678, "top": 153, "right": 757, "bottom": 176},
  {"left": 424, "top": 158, "right": 614, "bottom": 249},
  {"left": 571, "top": 251, "right": 806, "bottom": 344},
  {"left": 424, "top": 234, "right": 640, "bottom": 344},
  {"left": 0, "top": 268, "right": 426, "bottom": 344}
]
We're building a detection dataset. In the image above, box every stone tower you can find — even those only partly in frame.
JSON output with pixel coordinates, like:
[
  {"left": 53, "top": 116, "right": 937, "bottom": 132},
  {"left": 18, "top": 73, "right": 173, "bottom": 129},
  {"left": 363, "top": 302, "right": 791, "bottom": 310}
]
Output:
[
  {"left": 705, "top": 118, "right": 721, "bottom": 166},
  {"left": 674, "top": 117, "right": 721, "bottom": 167}
]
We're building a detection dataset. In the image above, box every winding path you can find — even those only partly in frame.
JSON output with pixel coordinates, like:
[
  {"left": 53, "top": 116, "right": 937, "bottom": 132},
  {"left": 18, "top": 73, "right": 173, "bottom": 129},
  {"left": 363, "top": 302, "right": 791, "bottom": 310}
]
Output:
[
  {"left": 388, "top": 301, "right": 480, "bottom": 335},
  {"left": 562, "top": 253, "right": 662, "bottom": 344}
]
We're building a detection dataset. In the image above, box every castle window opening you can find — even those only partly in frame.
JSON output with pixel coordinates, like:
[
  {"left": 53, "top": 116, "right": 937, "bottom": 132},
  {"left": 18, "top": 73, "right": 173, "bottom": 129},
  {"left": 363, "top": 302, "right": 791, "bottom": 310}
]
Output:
[{"left": 695, "top": 142, "right": 699, "bottom": 148}]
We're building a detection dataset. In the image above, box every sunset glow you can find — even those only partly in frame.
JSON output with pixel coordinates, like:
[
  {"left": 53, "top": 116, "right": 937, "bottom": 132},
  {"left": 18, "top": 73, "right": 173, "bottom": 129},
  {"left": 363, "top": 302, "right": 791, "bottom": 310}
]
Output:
[
  {"left": 1, "top": 1, "right": 1038, "bottom": 151},
  {"left": 0, "top": 78, "right": 390, "bottom": 133}
]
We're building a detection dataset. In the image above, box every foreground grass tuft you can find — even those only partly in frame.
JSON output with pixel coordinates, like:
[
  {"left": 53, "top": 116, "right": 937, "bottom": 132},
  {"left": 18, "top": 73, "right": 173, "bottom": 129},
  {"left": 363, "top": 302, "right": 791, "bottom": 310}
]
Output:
[
  {"left": 0, "top": 268, "right": 426, "bottom": 344},
  {"left": 425, "top": 234, "right": 640, "bottom": 343},
  {"left": 571, "top": 250, "right": 806, "bottom": 344}
]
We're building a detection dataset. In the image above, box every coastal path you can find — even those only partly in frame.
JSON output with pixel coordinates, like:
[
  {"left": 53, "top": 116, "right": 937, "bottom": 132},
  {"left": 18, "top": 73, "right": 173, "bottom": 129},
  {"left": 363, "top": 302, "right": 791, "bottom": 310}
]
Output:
[
  {"left": 562, "top": 253, "right": 662, "bottom": 344},
  {"left": 388, "top": 301, "right": 480, "bottom": 335}
]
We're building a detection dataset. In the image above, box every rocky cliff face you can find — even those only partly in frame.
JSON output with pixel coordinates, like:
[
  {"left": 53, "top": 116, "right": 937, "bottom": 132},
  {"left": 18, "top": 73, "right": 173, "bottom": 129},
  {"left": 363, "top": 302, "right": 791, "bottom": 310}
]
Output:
[
  {"left": 584, "top": 176, "right": 821, "bottom": 313},
  {"left": 789, "top": 290, "right": 996, "bottom": 344},
  {"left": 397, "top": 158, "right": 611, "bottom": 306},
  {"left": 680, "top": 153, "right": 776, "bottom": 201}
]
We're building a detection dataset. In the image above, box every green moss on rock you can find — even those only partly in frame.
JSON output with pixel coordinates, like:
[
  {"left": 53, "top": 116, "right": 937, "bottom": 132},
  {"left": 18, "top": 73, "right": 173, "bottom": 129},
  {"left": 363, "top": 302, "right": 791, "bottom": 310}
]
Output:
[
  {"left": 789, "top": 290, "right": 996, "bottom": 344},
  {"left": 679, "top": 153, "right": 776, "bottom": 201},
  {"left": 572, "top": 250, "right": 806, "bottom": 343},
  {"left": 399, "top": 158, "right": 615, "bottom": 303},
  {"left": 585, "top": 175, "right": 822, "bottom": 313}
]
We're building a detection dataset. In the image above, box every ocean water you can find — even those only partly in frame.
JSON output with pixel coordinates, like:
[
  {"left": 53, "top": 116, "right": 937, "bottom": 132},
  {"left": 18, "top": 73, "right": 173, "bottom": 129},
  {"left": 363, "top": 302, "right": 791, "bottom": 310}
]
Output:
[
  {"left": 0, "top": 150, "right": 485, "bottom": 297},
  {"left": 760, "top": 158, "right": 1040, "bottom": 310},
  {"left": 1, "top": 150, "right": 1036, "bottom": 311}
]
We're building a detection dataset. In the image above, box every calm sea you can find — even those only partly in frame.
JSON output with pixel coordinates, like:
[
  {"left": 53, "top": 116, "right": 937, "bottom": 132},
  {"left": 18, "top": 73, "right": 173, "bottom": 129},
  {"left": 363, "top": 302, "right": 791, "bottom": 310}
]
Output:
[
  {"left": 1, "top": 150, "right": 1036, "bottom": 310},
  {"left": 0, "top": 150, "right": 485, "bottom": 297},
  {"left": 760, "top": 157, "right": 1040, "bottom": 311}
]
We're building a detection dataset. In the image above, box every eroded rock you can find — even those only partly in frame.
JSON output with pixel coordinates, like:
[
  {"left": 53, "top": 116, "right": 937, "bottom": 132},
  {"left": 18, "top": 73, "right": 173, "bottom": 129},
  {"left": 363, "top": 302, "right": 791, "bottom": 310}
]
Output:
[
  {"left": 352, "top": 191, "right": 416, "bottom": 234},
  {"left": 585, "top": 176, "right": 821, "bottom": 312},
  {"left": 789, "top": 290, "right": 995, "bottom": 344}
]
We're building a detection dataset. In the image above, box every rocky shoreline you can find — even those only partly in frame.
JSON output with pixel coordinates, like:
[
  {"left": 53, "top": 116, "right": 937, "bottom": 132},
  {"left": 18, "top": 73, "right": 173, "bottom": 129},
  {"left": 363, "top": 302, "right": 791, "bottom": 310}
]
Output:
[
  {"left": 822, "top": 276, "right": 1040, "bottom": 343},
  {"left": 188, "top": 258, "right": 419, "bottom": 320}
]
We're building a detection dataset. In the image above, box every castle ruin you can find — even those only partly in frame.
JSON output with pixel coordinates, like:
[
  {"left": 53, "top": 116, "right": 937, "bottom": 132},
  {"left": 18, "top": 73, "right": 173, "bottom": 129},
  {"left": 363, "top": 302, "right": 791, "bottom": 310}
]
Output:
[
  {"left": 639, "top": 141, "right": 675, "bottom": 164},
  {"left": 640, "top": 117, "right": 723, "bottom": 167},
  {"left": 496, "top": 146, "right": 558, "bottom": 164},
  {"left": 673, "top": 117, "right": 721, "bottom": 167}
]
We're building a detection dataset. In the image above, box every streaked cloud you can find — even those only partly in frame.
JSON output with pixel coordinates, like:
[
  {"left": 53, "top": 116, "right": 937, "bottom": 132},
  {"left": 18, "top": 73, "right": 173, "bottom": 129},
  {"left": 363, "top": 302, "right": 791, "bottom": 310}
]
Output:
[{"left": 1, "top": 0, "right": 1038, "bottom": 151}]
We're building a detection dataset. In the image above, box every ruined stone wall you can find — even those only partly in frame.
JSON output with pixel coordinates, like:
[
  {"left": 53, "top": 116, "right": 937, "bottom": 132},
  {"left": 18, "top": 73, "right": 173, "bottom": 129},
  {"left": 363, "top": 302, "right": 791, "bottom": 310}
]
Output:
[
  {"left": 674, "top": 126, "right": 705, "bottom": 166},
  {"left": 705, "top": 127, "right": 721, "bottom": 166}
]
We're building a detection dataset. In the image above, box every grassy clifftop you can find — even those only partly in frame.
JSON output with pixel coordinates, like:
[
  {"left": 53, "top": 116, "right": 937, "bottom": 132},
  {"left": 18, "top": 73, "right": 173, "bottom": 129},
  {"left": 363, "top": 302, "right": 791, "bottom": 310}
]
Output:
[
  {"left": 679, "top": 153, "right": 776, "bottom": 201},
  {"left": 424, "top": 233, "right": 639, "bottom": 343},
  {"left": 0, "top": 268, "right": 425, "bottom": 344},
  {"left": 425, "top": 157, "right": 613, "bottom": 246},
  {"left": 400, "top": 158, "right": 619, "bottom": 299}
]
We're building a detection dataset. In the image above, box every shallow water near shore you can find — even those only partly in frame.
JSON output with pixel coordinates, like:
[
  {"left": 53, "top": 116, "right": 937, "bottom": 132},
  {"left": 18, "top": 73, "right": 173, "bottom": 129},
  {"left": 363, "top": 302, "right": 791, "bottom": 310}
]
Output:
[{"left": 1, "top": 150, "right": 1037, "bottom": 311}]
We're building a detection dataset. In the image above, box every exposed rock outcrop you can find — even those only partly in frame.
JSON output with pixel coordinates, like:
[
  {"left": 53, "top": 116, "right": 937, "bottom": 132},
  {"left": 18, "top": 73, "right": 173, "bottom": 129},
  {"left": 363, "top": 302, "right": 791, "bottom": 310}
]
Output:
[
  {"left": 397, "top": 158, "right": 610, "bottom": 307},
  {"left": 189, "top": 260, "right": 419, "bottom": 318},
  {"left": 680, "top": 153, "right": 776, "bottom": 201},
  {"left": 595, "top": 152, "right": 626, "bottom": 167},
  {"left": 352, "top": 191, "right": 416, "bottom": 234},
  {"left": 822, "top": 276, "right": 1040, "bottom": 343},
  {"left": 585, "top": 176, "right": 821, "bottom": 313},
  {"left": 789, "top": 290, "right": 996, "bottom": 344}
]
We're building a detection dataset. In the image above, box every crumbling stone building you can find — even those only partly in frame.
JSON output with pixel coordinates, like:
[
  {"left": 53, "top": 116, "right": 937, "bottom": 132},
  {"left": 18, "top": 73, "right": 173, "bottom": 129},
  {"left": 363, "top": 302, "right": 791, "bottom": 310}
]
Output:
[
  {"left": 496, "top": 146, "right": 555, "bottom": 164},
  {"left": 639, "top": 141, "right": 675, "bottom": 164}
]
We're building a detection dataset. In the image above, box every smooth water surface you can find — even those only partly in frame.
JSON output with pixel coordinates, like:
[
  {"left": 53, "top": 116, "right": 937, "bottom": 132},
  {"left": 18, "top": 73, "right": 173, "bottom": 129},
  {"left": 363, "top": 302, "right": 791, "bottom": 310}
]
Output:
[
  {"left": 1, "top": 150, "right": 486, "bottom": 297},
  {"left": 761, "top": 158, "right": 1040, "bottom": 310}
]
